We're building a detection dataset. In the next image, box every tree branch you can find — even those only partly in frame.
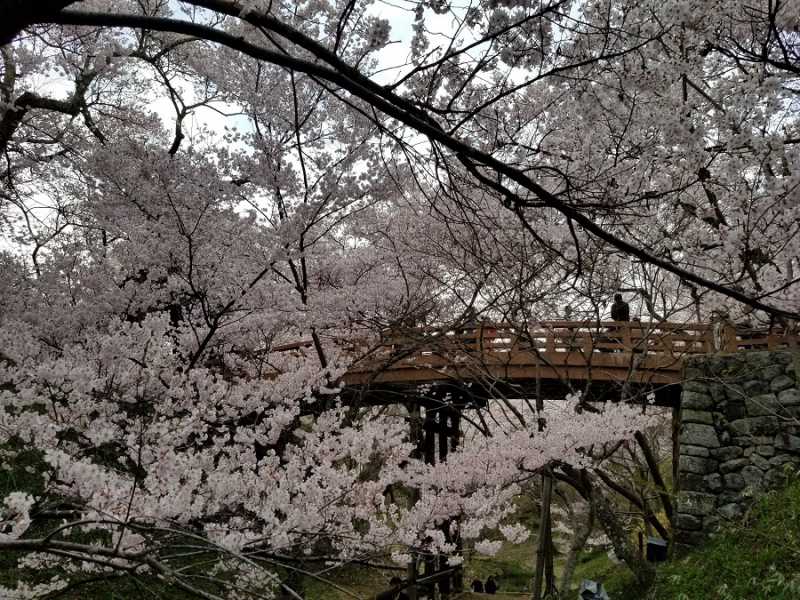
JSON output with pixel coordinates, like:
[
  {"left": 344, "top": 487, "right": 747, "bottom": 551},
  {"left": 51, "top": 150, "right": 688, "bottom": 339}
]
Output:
[{"left": 36, "top": 8, "right": 800, "bottom": 321}]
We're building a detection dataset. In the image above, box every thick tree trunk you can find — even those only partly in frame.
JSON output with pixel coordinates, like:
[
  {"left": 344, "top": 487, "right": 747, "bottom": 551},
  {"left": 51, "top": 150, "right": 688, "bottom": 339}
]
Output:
[
  {"left": 558, "top": 503, "right": 595, "bottom": 594},
  {"left": 590, "top": 481, "right": 655, "bottom": 588},
  {"left": 634, "top": 430, "right": 673, "bottom": 523},
  {"left": 594, "top": 468, "right": 670, "bottom": 541}
]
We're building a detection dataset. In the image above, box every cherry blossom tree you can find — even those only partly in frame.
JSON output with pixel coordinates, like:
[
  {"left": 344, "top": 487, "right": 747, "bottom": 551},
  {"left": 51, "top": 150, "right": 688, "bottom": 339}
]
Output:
[{"left": 1, "top": 0, "right": 798, "bottom": 597}]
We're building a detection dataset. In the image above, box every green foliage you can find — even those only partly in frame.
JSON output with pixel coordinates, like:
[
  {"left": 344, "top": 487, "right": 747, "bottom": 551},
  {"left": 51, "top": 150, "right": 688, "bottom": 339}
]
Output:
[
  {"left": 0, "top": 444, "right": 47, "bottom": 498},
  {"left": 467, "top": 547, "right": 535, "bottom": 592},
  {"left": 567, "top": 550, "right": 645, "bottom": 600},
  {"left": 585, "top": 476, "right": 800, "bottom": 600}
]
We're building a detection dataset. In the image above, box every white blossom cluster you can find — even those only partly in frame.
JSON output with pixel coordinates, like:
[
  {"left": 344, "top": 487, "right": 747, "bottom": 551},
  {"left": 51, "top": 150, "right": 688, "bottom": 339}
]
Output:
[
  {"left": 365, "top": 18, "right": 391, "bottom": 50},
  {"left": 0, "top": 493, "right": 34, "bottom": 542},
  {"left": 0, "top": 0, "right": 797, "bottom": 595},
  {"left": 0, "top": 577, "right": 69, "bottom": 600}
]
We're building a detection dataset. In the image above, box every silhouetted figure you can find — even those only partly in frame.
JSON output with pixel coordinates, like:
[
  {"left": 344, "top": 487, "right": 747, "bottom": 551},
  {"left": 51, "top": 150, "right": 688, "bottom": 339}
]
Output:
[
  {"left": 389, "top": 576, "right": 409, "bottom": 600},
  {"left": 607, "top": 293, "right": 631, "bottom": 352},
  {"left": 610, "top": 293, "right": 630, "bottom": 322},
  {"left": 471, "top": 578, "right": 484, "bottom": 593},
  {"left": 485, "top": 575, "right": 498, "bottom": 594}
]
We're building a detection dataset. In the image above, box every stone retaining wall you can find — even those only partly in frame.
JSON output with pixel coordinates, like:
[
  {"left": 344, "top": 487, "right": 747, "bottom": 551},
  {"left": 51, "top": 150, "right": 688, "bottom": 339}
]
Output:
[{"left": 675, "top": 350, "right": 800, "bottom": 549}]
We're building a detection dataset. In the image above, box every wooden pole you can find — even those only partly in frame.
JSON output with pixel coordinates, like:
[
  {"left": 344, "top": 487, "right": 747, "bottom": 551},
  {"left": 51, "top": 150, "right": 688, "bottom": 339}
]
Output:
[
  {"left": 543, "top": 511, "right": 557, "bottom": 598},
  {"left": 724, "top": 323, "right": 737, "bottom": 352},
  {"left": 438, "top": 407, "right": 448, "bottom": 464},
  {"left": 407, "top": 403, "right": 422, "bottom": 600},
  {"left": 623, "top": 322, "right": 632, "bottom": 352},
  {"left": 421, "top": 403, "right": 437, "bottom": 597},
  {"left": 423, "top": 406, "right": 436, "bottom": 465},
  {"left": 406, "top": 557, "right": 418, "bottom": 600},
  {"left": 450, "top": 407, "right": 464, "bottom": 593},
  {"left": 438, "top": 407, "right": 451, "bottom": 600}
]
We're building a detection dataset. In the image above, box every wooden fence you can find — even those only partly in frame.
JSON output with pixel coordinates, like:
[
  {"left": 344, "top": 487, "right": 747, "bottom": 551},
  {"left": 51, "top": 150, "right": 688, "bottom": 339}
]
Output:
[{"left": 274, "top": 321, "right": 799, "bottom": 386}]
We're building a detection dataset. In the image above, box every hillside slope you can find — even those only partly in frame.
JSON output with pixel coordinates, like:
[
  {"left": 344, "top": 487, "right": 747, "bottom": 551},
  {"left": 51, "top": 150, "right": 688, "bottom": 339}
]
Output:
[{"left": 602, "top": 474, "right": 800, "bottom": 600}]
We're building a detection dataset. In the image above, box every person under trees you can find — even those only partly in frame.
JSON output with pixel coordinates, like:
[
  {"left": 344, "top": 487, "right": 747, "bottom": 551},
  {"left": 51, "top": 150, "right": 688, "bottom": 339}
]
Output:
[
  {"left": 0, "top": 1, "right": 798, "bottom": 598},
  {"left": 375, "top": 576, "right": 409, "bottom": 600}
]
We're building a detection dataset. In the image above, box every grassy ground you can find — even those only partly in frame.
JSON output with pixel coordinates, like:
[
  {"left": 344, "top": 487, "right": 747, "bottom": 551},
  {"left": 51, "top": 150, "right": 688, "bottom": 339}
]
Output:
[
  {"left": 462, "top": 472, "right": 800, "bottom": 600},
  {"left": 643, "top": 476, "right": 800, "bottom": 600},
  {"left": 568, "top": 551, "right": 638, "bottom": 599}
]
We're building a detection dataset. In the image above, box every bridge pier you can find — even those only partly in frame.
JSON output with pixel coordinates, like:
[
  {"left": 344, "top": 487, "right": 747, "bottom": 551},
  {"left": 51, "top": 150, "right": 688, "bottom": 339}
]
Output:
[
  {"left": 675, "top": 350, "right": 800, "bottom": 551},
  {"left": 409, "top": 391, "right": 464, "bottom": 599}
]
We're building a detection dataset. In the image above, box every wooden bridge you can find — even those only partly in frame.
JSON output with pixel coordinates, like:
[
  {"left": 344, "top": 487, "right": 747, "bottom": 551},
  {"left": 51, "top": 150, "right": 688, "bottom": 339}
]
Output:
[
  {"left": 275, "top": 321, "right": 797, "bottom": 597},
  {"left": 276, "top": 321, "right": 799, "bottom": 406}
]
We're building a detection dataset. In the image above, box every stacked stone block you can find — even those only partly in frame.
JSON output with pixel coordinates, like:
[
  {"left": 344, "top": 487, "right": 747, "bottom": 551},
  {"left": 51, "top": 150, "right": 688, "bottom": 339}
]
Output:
[{"left": 675, "top": 350, "right": 800, "bottom": 549}]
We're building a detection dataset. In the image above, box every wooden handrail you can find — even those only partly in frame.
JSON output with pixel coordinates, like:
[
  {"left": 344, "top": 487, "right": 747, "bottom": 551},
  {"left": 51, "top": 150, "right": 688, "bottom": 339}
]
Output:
[{"left": 273, "top": 321, "right": 799, "bottom": 366}]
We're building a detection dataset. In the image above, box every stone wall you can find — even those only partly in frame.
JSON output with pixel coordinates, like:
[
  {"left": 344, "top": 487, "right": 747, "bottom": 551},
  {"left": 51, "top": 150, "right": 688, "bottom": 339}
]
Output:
[{"left": 675, "top": 350, "right": 800, "bottom": 549}]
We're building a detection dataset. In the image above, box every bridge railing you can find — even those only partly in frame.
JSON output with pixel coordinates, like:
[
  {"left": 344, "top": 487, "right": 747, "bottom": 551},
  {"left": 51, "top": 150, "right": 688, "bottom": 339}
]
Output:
[
  {"left": 375, "top": 321, "right": 798, "bottom": 358},
  {"left": 272, "top": 321, "right": 798, "bottom": 362}
]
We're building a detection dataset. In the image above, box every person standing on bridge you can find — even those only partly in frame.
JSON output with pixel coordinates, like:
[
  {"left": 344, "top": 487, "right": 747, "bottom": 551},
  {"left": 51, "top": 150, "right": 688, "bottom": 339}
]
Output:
[
  {"left": 610, "top": 293, "right": 630, "bottom": 322},
  {"left": 608, "top": 294, "right": 630, "bottom": 352}
]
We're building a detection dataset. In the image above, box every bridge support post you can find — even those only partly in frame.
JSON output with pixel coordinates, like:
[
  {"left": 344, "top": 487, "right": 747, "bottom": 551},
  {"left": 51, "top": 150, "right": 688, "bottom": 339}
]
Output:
[
  {"left": 450, "top": 406, "right": 463, "bottom": 595},
  {"left": 406, "top": 556, "right": 418, "bottom": 600},
  {"left": 404, "top": 402, "right": 423, "bottom": 600},
  {"left": 417, "top": 397, "right": 463, "bottom": 599},
  {"left": 418, "top": 404, "right": 438, "bottom": 598}
]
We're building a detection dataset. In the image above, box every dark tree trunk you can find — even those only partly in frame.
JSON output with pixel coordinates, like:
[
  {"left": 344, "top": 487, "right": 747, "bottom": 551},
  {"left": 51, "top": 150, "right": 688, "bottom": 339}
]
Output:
[
  {"left": 590, "top": 480, "right": 656, "bottom": 589},
  {"left": 0, "top": 1, "right": 81, "bottom": 46}
]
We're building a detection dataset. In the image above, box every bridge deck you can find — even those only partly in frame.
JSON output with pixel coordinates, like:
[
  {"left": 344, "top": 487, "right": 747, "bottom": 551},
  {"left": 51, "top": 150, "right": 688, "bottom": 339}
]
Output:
[
  {"left": 273, "top": 321, "right": 798, "bottom": 404},
  {"left": 342, "top": 321, "right": 797, "bottom": 386}
]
